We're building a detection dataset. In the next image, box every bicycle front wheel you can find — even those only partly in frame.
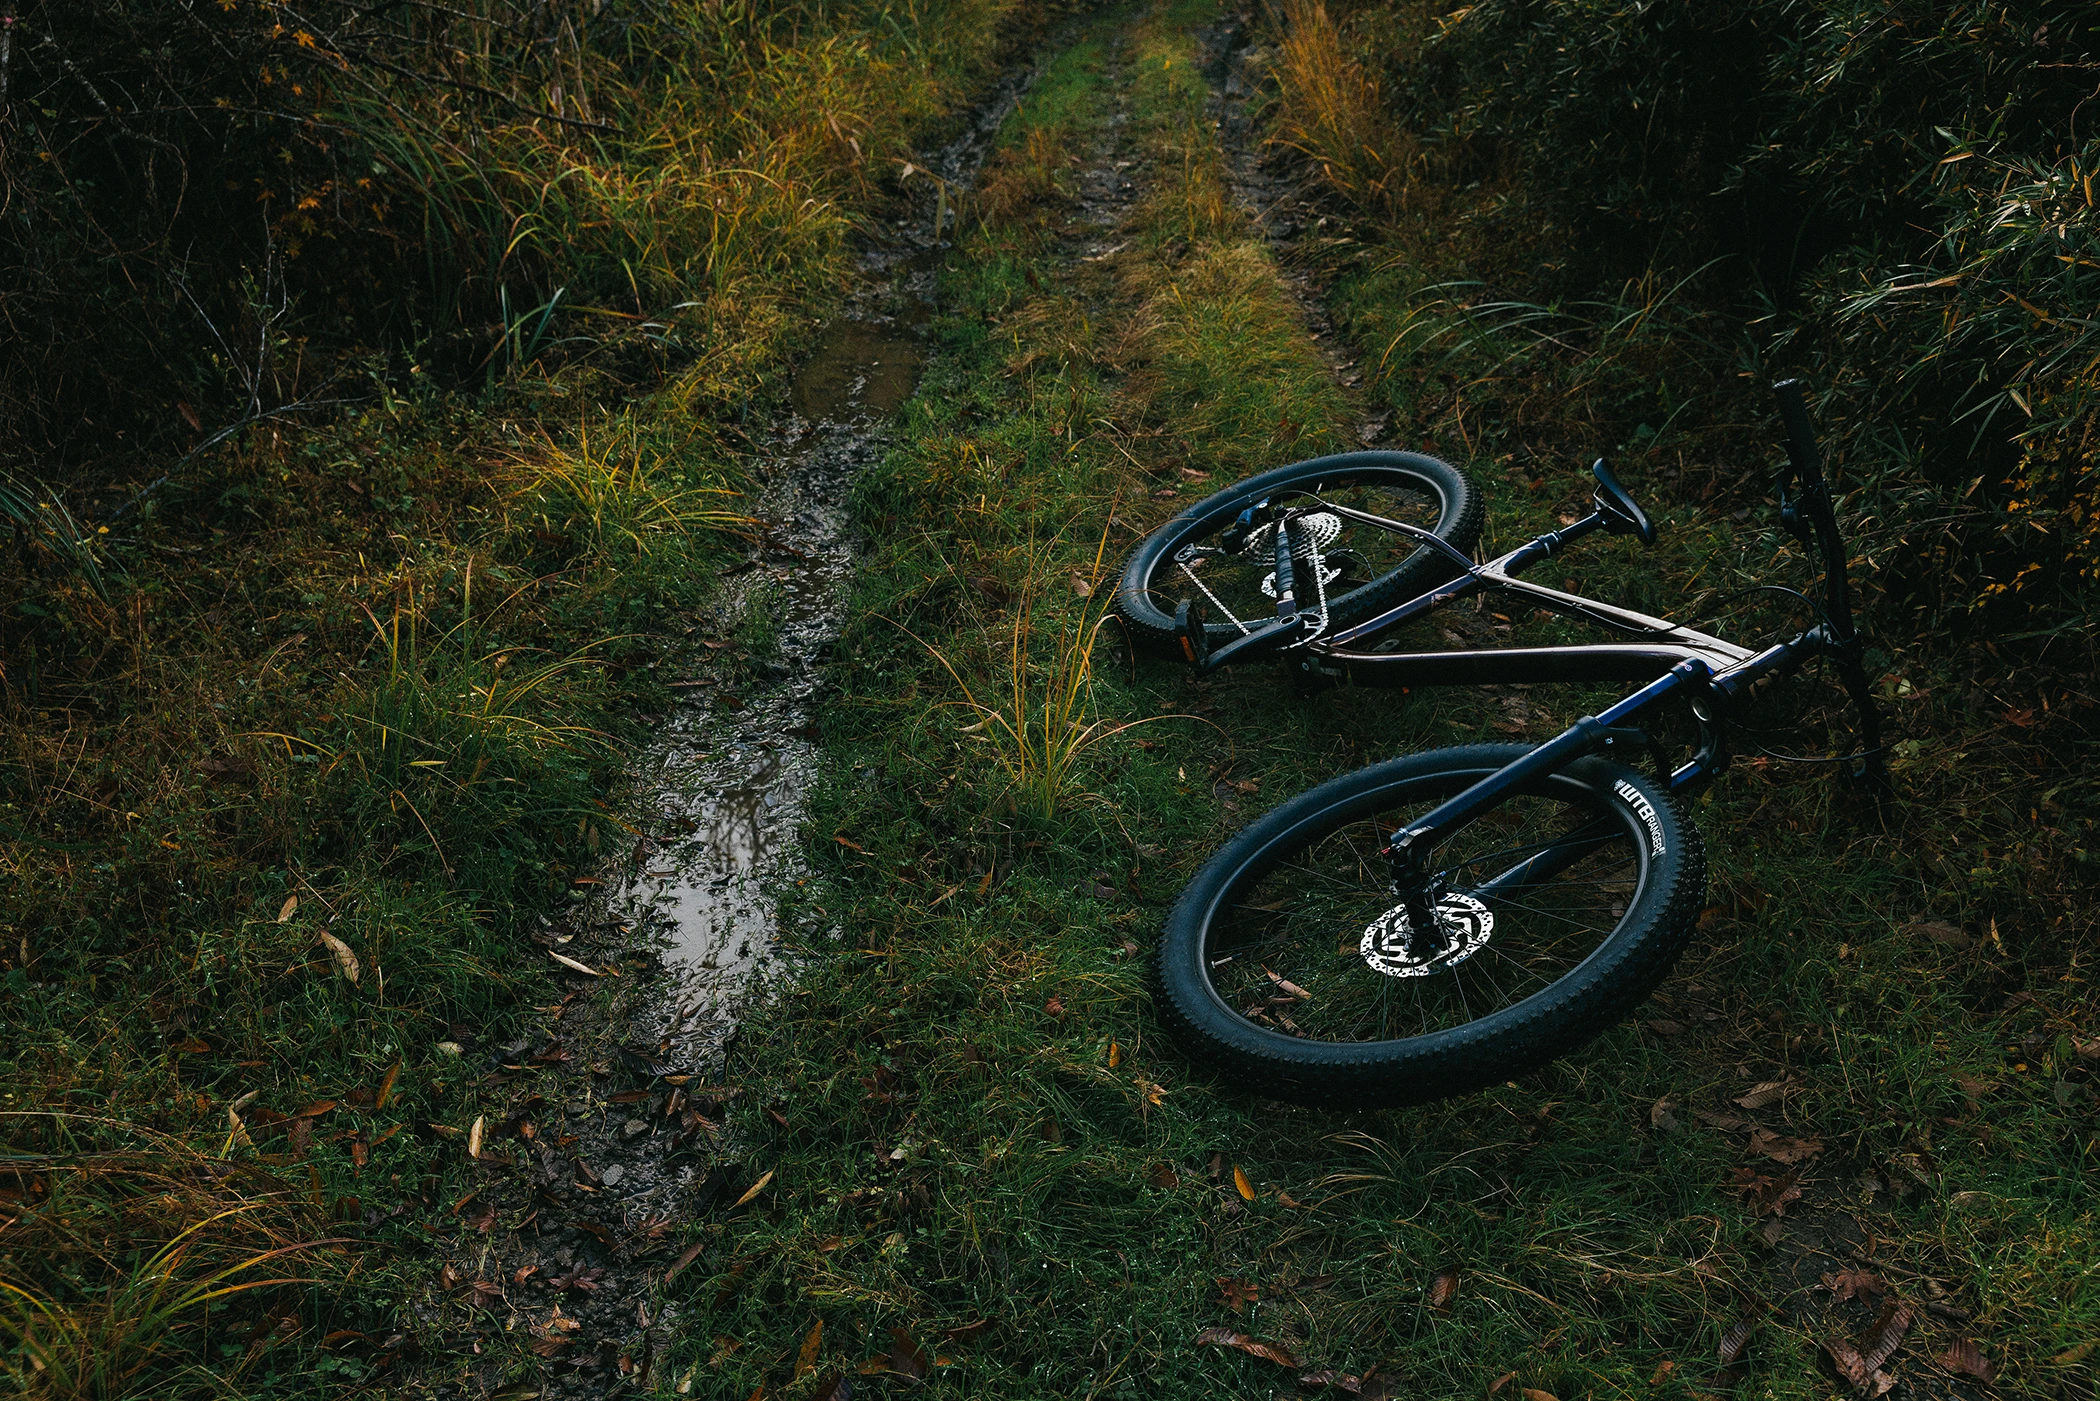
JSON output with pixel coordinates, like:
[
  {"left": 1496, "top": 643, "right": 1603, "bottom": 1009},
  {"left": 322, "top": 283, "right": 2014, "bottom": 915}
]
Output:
[
  {"left": 1113, "top": 451, "right": 1482, "bottom": 658},
  {"left": 1154, "top": 745, "right": 1706, "bottom": 1108}
]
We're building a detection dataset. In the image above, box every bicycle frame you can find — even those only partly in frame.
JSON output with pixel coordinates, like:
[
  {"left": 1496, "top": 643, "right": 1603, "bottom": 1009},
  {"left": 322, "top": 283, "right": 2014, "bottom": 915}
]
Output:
[{"left": 1169, "top": 382, "right": 1887, "bottom": 912}]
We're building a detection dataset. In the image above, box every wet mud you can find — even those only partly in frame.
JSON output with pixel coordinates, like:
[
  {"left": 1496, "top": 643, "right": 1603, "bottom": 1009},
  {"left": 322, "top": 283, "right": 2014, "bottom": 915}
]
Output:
[{"left": 417, "top": 49, "right": 1049, "bottom": 1401}]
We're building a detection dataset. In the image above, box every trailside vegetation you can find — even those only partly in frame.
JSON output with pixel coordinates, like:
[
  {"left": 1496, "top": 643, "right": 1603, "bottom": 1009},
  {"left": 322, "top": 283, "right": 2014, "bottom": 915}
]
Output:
[{"left": 0, "top": 2, "right": 1080, "bottom": 1395}]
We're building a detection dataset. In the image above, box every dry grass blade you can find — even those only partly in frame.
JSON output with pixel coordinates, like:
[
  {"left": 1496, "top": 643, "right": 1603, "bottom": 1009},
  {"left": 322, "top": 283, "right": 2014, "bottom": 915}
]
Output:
[
  {"left": 0, "top": 1124, "right": 343, "bottom": 1401},
  {"left": 911, "top": 529, "right": 1198, "bottom": 822}
]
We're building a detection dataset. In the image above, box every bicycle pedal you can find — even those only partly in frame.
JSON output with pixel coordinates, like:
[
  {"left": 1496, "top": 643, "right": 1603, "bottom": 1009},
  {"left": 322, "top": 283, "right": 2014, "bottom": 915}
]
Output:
[{"left": 1173, "top": 597, "right": 1212, "bottom": 669}]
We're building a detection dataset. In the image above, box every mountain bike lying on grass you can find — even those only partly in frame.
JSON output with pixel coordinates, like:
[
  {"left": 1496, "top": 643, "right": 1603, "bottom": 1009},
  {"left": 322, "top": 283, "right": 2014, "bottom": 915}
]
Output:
[{"left": 1115, "top": 382, "right": 1887, "bottom": 1108}]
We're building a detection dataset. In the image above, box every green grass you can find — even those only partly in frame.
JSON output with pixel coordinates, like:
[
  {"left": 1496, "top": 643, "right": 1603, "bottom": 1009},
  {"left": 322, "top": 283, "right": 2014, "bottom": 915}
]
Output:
[{"left": 667, "top": 4, "right": 2100, "bottom": 1399}]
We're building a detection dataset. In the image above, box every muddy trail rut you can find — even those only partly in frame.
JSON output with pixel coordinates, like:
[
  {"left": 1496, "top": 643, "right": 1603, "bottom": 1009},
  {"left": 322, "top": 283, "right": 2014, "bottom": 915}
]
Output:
[{"left": 415, "top": 49, "right": 1052, "bottom": 1401}]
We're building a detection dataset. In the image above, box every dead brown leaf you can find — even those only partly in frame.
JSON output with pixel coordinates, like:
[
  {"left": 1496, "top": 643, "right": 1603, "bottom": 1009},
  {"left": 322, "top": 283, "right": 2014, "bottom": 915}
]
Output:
[
  {"left": 887, "top": 1328, "right": 930, "bottom": 1382},
  {"left": 1217, "top": 1277, "right": 1259, "bottom": 1314},
  {"left": 276, "top": 893, "right": 299, "bottom": 923},
  {"left": 1823, "top": 1267, "right": 1883, "bottom": 1304},
  {"left": 317, "top": 931, "right": 360, "bottom": 985},
  {"left": 1194, "top": 1327, "right": 1298, "bottom": 1368},
  {"left": 1232, "top": 1165, "right": 1256, "bottom": 1201},
  {"left": 1148, "top": 1163, "right": 1181, "bottom": 1189},
  {"left": 1825, "top": 1338, "right": 1895, "bottom": 1396},
  {"left": 1730, "top": 1167, "right": 1803, "bottom": 1217},
  {"left": 1649, "top": 1360, "right": 1676, "bottom": 1386},
  {"left": 663, "top": 1241, "right": 706, "bottom": 1286},
  {"left": 1717, "top": 1303, "right": 1765, "bottom": 1365},
  {"left": 1734, "top": 1080, "right": 1792, "bottom": 1110},
  {"left": 1427, "top": 1267, "right": 1459, "bottom": 1313},
  {"left": 809, "top": 1373, "right": 852, "bottom": 1401},
  {"left": 1520, "top": 1390, "right": 1561, "bottom": 1401},
  {"left": 1747, "top": 1128, "right": 1823, "bottom": 1164},
  {"left": 795, "top": 1319, "right": 824, "bottom": 1380},
  {"left": 1858, "top": 1299, "right": 1917, "bottom": 1373},
  {"left": 1938, "top": 1337, "right": 1996, "bottom": 1383},
  {"left": 1488, "top": 1372, "right": 1516, "bottom": 1395},
  {"left": 942, "top": 1319, "right": 991, "bottom": 1346},
  {"left": 1908, "top": 917, "right": 1971, "bottom": 949}
]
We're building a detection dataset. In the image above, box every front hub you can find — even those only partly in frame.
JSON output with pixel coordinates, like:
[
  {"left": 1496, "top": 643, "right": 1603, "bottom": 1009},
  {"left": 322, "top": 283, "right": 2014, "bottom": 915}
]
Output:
[{"left": 1359, "top": 893, "right": 1494, "bottom": 978}]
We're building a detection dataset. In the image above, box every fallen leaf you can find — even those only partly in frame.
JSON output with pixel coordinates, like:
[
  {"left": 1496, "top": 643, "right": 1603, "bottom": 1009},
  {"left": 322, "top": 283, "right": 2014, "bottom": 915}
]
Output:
[
  {"left": 1858, "top": 1299, "right": 1917, "bottom": 1374},
  {"left": 942, "top": 1320, "right": 991, "bottom": 1345},
  {"left": 375, "top": 1061, "right": 400, "bottom": 1111},
  {"left": 318, "top": 931, "right": 361, "bottom": 985},
  {"left": 1427, "top": 1267, "right": 1459, "bottom": 1313},
  {"left": 795, "top": 1319, "right": 824, "bottom": 1380},
  {"left": 1644, "top": 1018, "right": 1685, "bottom": 1036},
  {"left": 1952, "top": 1071, "right": 1994, "bottom": 1102},
  {"left": 1692, "top": 1108, "right": 1747, "bottom": 1131},
  {"left": 1747, "top": 1128, "right": 1824, "bottom": 1164},
  {"left": 1825, "top": 1338, "right": 1896, "bottom": 1396},
  {"left": 1649, "top": 1360, "right": 1676, "bottom": 1385},
  {"left": 1822, "top": 1268, "right": 1883, "bottom": 1304},
  {"left": 548, "top": 951, "right": 600, "bottom": 977},
  {"left": 1731, "top": 1167, "right": 1804, "bottom": 1217},
  {"left": 663, "top": 1241, "right": 706, "bottom": 1285},
  {"left": 1650, "top": 1096, "right": 1684, "bottom": 1133},
  {"left": 1148, "top": 1163, "right": 1180, "bottom": 1189},
  {"left": 1233, "top": 1165, "right": 1256, "bottom": 1201},
  {"left": 1194, "top": 1327, "right": 1298, "bottom": 1368},
  {"left": 292, "top": 1099, "right": 337, "bottom": 1118},
  {"left": 1069, "top": 572, "right": 1094, "bottom": 598},
  {"left": 467, "top": 1115, "right": 485, "bottom": 1160},
  {"left": 1908, "top": 918, "right": 1970, "bottom": 949},
  {"left": 1297, "top": 1369, "right": 1361, "bottom": 1391},
  {"left": 1734, "top": 1080, "right": 1791, "bottom": 1110},
  {"left": 1045, "top": 996, "right": 1066, "bottom": 1016},
  {"left": 1107, "top": 1040, "right": 1121, "bottom": 1069},
  {"left": 732, "top": 1169, "right": 775, "bottom": 1209},
  {"left": 1717, "top": 1302, "right": 1765, "bottom": 1364},
  {"left": 1217, "top": 1277, "right": 1258, "bottom": 1314},
  {"left": 834, "top": 835, "right": 865, "bottom": 852},
  {"left": 1488, "top": 1372, "right": 1517, "bottom": 1394},
  {"left": 1937, "top": 1337, "right": 1996, "bottom": 1383},
  {"left": 810, "top": 1375, "right": 852, "bottom": 1401},
  {"left": 2052, "top": 1341, "right": 2095, "bottom": 1366},
  {"left": 277, "top": 893, "right": 299, "bottom": 923},
  {"left": 887, "top": 1327, "right": 930, "bottom": 1382},
  {"left": 1520, "top": 1390, "right": 1561, "bottom": 1401}
]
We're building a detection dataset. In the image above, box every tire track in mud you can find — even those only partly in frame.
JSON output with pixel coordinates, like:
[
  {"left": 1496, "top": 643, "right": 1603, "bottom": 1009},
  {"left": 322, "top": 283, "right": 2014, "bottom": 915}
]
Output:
[{"left": 415, "top": 48, "right": 1058, "bottom": 1401}]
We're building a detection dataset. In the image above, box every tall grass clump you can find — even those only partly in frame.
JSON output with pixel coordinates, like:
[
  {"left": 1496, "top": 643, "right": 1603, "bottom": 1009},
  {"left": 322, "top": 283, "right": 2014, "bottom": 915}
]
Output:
[
  {"left": 1265, "top": 0, "right": 1414, "bottom": 216},
  {"left": 0, "top": 1136, "right": 336, "bottom": 1401}
]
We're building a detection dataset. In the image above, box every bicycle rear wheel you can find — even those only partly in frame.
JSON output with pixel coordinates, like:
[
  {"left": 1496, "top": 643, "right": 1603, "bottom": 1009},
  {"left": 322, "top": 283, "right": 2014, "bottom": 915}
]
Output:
[
  {"left": 1153, "top": 745, "right": 1706, "bottom": 1107},
  {"left": 1113, "top": 451, "right": 1481, "bottom": 658}
]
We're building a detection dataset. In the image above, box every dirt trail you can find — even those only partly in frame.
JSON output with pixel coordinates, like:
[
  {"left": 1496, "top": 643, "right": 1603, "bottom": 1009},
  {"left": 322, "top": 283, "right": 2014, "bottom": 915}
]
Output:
[{"left": 418, "top": 51, "right": 1053, "bottom": 1401}]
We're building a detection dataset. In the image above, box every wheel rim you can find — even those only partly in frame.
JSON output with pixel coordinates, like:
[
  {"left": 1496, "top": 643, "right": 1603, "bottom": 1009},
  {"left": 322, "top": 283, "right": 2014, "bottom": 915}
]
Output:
[
  {"left": 1146, "top": 470, "right": 1453, "bottom": 636},
  {"left": 1200, "top": 779, "right": 1647, "bottom": 1046}
]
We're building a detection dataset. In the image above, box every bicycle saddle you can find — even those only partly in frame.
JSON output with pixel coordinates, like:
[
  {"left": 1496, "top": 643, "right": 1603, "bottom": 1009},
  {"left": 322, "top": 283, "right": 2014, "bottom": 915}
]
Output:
[{"left": 1591, "top": 458, "right": 1656, "bottom": 545}]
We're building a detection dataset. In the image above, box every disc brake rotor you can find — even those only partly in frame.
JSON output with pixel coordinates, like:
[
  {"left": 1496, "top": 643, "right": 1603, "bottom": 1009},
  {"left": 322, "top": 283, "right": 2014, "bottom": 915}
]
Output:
[{"left": 1359, "top": 893, "right": 1494, "bottom": 978}]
